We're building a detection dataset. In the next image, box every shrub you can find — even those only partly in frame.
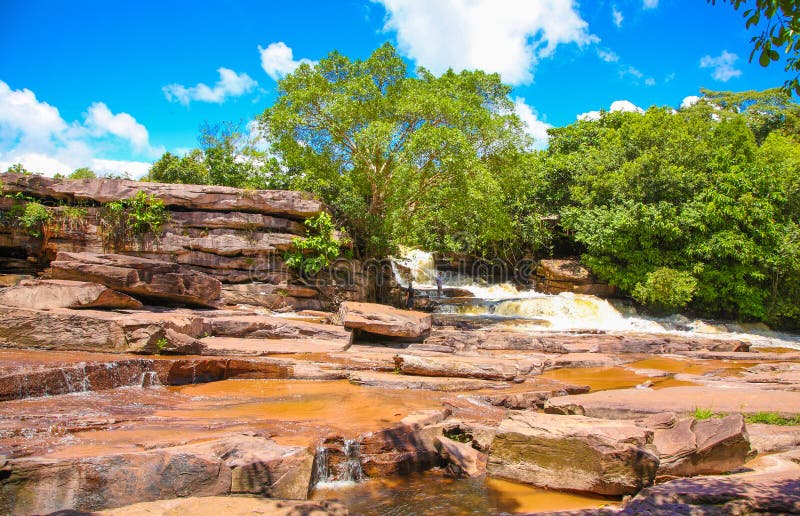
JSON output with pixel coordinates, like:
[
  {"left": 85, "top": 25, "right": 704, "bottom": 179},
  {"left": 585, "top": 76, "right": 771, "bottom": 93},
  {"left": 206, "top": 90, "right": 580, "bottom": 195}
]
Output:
[
  {"left": 284, "top": 212, "right": 346, "bottom": 275},
  {"left": 18, "top": 202, "right": 52, "bottom": 238},
  {"left": 98, "top": 191, "right": 169, "bottom": 250},
  {"left": 633, "top": 267, "right": 698, "bottom": 312}
]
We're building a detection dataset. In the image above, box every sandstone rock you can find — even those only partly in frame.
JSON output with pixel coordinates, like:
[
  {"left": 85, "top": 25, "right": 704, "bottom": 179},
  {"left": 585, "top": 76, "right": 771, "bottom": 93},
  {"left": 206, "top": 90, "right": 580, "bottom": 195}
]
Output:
[
  {"left": 748, "top": 423, "right": 800, "bottom": 453},
  {"left": 98, "top": 497, "right": 348, "bottom": 516},
  {"left": 487, "top": 412, "right": 658, "bottom": 496},
  {"left": 51, "top": 252, "right": 221, "bottom": 307},
  {"left": 348, "top": 371, "right": 507, "bottom": 391},
  {"left": 169, "top": 210, "right": 306, "bottom": 233},
  {"left": 339, "top": 301, "right": 431, "bottom": 340},
  {"left": 478, "top": 383, "right": 591, "bottom": 410},
  {"left": 0, "top": 279, "right": 142, "bottom": 310},
  {"left": 200, "top": 336, "right": 351, "bottom": 356},
  {"left": 207, "top": 314, "right": 351, "bottom": 344},
  {"left": 532, "top": 259, "right": 617, "bottom": 297},
  {"left": 0, "top": 306, "right": 209, "bottom": 354},
  {"left": 649, "top": 414, "right": 751, "bottom": 477},
  {"left": 0, "top": 171, "right": 324, "bottom": 218},
  {"left": 221, "top": 282, "right": 324, "bottom": 311},
  {"left": 435, "top": 436, "right": 487, "bottom": 477},
  {"left": 545, "top": 386, "right": 800, "bottom": 419},
  {"left": 394, "top": 353, "right": 547, "bottom": 382},
  {"left": 0, "top": 435, "right": 313, "bottom": 514},
  {"left": 418, "top": 329, "right": 568, "bottom": 353}
]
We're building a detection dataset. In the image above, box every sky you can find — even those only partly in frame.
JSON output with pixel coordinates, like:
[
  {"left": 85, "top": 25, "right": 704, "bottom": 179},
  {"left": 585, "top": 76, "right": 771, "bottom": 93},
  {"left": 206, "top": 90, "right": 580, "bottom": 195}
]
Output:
[{"left": 0, "top": 0, "right": 791, "bottom": 178}]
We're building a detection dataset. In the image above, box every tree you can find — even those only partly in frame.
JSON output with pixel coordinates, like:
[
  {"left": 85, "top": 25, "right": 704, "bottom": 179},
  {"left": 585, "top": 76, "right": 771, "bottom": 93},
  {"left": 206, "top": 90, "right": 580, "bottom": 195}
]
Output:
[
  {"left": 259, "top": 43, "right": 529, "bottom": 258},
  {"left": 68, "top": 167, "right": 96, "bottom": 179},
  {"left": 709, "top": 0, "right": 800, "bottom": 95}
]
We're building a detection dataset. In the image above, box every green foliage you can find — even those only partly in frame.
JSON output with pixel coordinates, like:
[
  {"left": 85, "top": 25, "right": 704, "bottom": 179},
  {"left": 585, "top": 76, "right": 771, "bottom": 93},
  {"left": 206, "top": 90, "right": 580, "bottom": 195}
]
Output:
[
  {"left": 5, "top": 163, "right": 33, "bottom": 175},
  {"left": 98, "top": 191, "right": 168, "bottom": 250},
  {"left": 693, "top": 408, "right": 718, "bottom": 420},
  {"left": 744, "top": 411, "right": 800, "bottom": 425},
  {"left": 632, "top": 268, "right": 698, "bottom": 312},
  {"left": 709, "top": 1, "right": 800, "bottom": 95},
  {"left": 68, "top": 167, "right": 96, "bottom": 180},
  {"left": 155, "top": 338, "right": 168, "bottom": 354},
  {"left": 18, "top": 202, "right": 52, "bottom": 237},
  {"left": 284, "top": 212, "right": 346, "bottom": 275},
  {"left": 259, "top": 43, "right": 530, "bottom": 258}
]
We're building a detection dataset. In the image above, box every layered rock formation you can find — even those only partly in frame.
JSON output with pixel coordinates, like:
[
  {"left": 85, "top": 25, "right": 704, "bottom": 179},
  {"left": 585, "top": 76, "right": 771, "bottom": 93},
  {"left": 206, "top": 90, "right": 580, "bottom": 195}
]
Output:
[{"left": 532, "top": 259, "right": 616, "bottom": 297}]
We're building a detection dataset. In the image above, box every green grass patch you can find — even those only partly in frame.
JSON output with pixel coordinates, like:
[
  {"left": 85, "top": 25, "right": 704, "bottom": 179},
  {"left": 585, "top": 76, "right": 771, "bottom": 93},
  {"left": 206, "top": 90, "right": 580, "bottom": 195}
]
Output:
[
  {"left": 744, "top": 412, "right": 800, "bottom": 426},
  {"left": 693, "top": 407, "right": 719, "bottom": 420}
]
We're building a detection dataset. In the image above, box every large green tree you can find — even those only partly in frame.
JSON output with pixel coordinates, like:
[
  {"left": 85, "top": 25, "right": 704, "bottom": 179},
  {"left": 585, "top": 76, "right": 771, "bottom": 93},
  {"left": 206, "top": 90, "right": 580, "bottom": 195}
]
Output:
[{"left": 258, "top": 43, "right": 531, "bottom": 258}]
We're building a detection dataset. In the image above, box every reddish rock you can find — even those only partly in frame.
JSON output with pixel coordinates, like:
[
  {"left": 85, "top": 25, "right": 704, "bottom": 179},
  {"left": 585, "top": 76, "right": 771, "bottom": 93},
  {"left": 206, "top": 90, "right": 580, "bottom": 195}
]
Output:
[
  {"left": 435, "top": 436, "right": 487, "bottom": 477},
  {"left": 532, "top": 259, "right": 617, "bottom": 296},
  {"left": 394, "top": 353, "right": 547, "bottom": 382},
  {"left": 207, "top": 313, "right": 352, "bottom": 343},
  {"left": 98, "top": 497, "right": 348, "bottom": 516},
  {"left": 487, "top": 412, "right": 658, "bottom": 496},
  {"left": 417, "top": 329, "right": 568, "bottom": 353},
  {"left": 340, "top": 301, "right": 432, "bottom": 340},
  {"left": 50, "top": 252, "right": 221, "bottom": 307},
  {"left": 0, "top": 279, "right": 143, "bottom": 310}
]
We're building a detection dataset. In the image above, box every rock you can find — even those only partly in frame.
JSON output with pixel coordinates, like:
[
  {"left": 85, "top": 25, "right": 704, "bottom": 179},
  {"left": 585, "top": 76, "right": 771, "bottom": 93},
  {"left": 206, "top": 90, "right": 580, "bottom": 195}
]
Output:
[
  {"left": 0, "top": 307, "right": 209, "bottom": 353},
  {"left": 221, "top": 282, "right": 324, "bottom": 311},
  {"left": 748, "top": 423, "right": 800, "bottom": 453},
  {"left": 50, "top": 252, "right": 221, "bottom": 307},
  {"left": 339, "top": 301, "right": 431, "bottom": 340},
  {"left": 0, "top": 279, "right": 142, "bottom": 310},
  {"left": 0, "top": 435, "right": 314, "bottom": 514},
  {"left": 98, "top": 497, "right": 349, "bottom": 516},
  {"left": 616, "top": 451, "right": 800, "bottom": 515},
  {"left": 648, "top": 414, "right": 751, "bottom": 477},
  {"left": 393, "top": 354, "right": 547, "bottom": 382},
  {"left": 348, "top": 371, "right": 508, "bottom": 391},
  {"left": 200, "top": 336, "right": 351, "bottom": 356},
  {"left": 487, "top": 412, "right": 658, "bottom": 496},
  {"left": 418, "top": 329, "right": 568, "bottom": 353},
  {"left": 545, "top": 386, "right": 800, "bottom": 419},
  {"left": 0, "top": 171, "right": 324, "bottom": 219},
  {"left": 0, "top": 274, "right": 33, "bottom": 287},
  {"left": 478, "top": 383, "right": 590, "bottom": 410},
  {"left": 207, "top": 314, "right": 352, "bottom": 344},
  {"left": 435, "top": 436, "right": 487, "bottom": 477},
  {"left": 169, "top": 210, "right": 306, "bottom": 233},
  {"left": 532, "top": 259, "right": 617, "bottom": 297}
]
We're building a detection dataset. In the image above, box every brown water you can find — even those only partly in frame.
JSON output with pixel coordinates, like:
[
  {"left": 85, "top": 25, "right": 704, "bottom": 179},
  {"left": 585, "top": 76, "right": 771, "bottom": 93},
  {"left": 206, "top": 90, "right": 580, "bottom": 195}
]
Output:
[
  {"left": 626, "top": 357, "right": 756, "bottom": 377},
  {"left": 537, "top": 366, "right": 696, "bottom": 392},
  {"left": 312, "top": 472, "right": 617, "bottom": 515}
]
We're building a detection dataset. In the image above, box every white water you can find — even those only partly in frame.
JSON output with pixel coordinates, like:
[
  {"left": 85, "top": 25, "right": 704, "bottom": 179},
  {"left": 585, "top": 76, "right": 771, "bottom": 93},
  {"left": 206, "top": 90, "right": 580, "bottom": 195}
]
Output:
[{"left": 391, "top": 249, "right": 800, "bottom": 350}]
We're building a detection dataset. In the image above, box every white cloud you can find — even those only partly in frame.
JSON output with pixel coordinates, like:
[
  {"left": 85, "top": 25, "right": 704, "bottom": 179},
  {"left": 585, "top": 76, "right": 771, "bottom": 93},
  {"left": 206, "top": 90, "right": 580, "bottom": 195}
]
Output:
[
  {"left": 374, "top": 0, "right": 597, "bottom": 85},
  {"left": 644, "top": 77, "right": 656, "bottom": 86},
  {"left": 514, "top": 97, "right": 552, "bottom": 149},
  {"left": 699, "top": 50, "right": 742, "bottom": 82},
  {"left": 681, "top": 95, "right": 701, "bottom": 109},
  {"left": 620, "top": 65, "right": 643, "bottom": 79},
  {"left": 643, "top": 0, "right": 658, "bottom": 8},
  {"left": 597, "top": 48, "right": 619, "bottom": 62},
  {"left": 578, "top": 99, "right": 644, "bottom": 121},
  {"left": 163, "top": 67, "right": 257, "bottom": 106},
  {"left": 0, "top": 80, "right": 159, "bottom": 178},
  {"left": 258, "top": 42, "right": 316, "bottom": 80},
  {"left": 612, "top": 6, "right": 623, "bottom": 27}
]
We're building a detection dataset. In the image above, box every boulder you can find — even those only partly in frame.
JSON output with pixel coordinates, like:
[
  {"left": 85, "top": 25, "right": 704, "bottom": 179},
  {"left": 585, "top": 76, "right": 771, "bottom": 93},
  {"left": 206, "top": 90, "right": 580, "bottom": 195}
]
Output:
[
  {"left": 0, "top": 435, "right": 314, "bottom": 514},
  {"left": 339, "top": 301, "right": 431, "bottom": 340},
  {"left": 647, "top": 414, "right": 752, "bottom": 477},
  {"left": 50, "top": 252, "right": 221, "bottom": 307},
  {"left": 0, "top": 171, "right": 324, "bottom": 219},
  {"left": 98, "top": 497, "right": 348, "bottom": 516},
  {"left": 0, "top": 279, "right": 142, "bottom": 310},
  {"left": 221, "top": 282, "right": 324, "bottom": 311},
  {"left": 487, "top": 412, "right": 658, "bottom": 496},
  {"left": 394, "top": 354, "right": 546, "bottom": 382},
  {"left": 435, "top": 436, "right": 487, "bottom": 477},
  {"left": 532, "top": 259, "right": 617, "bottom": 296}
]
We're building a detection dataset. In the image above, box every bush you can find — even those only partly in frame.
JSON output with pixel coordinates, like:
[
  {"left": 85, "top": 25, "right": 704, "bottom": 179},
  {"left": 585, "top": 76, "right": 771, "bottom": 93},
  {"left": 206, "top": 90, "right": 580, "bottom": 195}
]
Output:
[
  {"left": 18, "top": 202, "right": 52, "bottom": 238},
  {"left": 284, "top": 212, "right": 346, "bottom": 275},
  {"left": 633, "top": 267, "right": 697, "bottom": 312},
  {"left": 98, "top": 191, "right": 168, "bottom": 250}
]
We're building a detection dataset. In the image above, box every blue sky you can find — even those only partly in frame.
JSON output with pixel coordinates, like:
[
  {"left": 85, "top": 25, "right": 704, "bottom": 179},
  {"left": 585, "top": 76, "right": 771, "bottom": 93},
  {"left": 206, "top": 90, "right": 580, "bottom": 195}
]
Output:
[{"left": 0, "top": 0, "right": 790, "bottom": 177}]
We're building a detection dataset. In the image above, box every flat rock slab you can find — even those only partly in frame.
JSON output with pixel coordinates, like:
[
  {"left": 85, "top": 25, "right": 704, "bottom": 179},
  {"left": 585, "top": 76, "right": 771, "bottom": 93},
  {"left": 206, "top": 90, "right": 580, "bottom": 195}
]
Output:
[
  {"left": 418, "top": 329, "right": 568, "bottom": 353},
  {"left": 207, "top": 314, "right": 352, "bottom": 344},
  {"left": 98, "top": 497, "right": 348, "bottom": 516},
  {"left": 487, "top": 412, "right": 658, "bottom": 496},
  {"left": 348, "top": 371, "right": 510, "bottom": 391},
  {"left": 51, "top": 252, "right": 221, "bottom": 308},
  {"left": 0, "top": 171, "right": 324, "bottom": 218},
  {"left": 545, "top": 386, "right": 800, "bottom": 418},
  {"left": 0, "top": 435, "right": 314, "bottom": 514},
  {"left": 340, "top": 301, "right": 431, "bottom": 340},
  {"left": 0, "top": 279, "right": 142, "bottom": 310},
  {"left": 201, "top": 336, "right": 351, "bottom": 356},
  {"left": 394, "top": 353, "right": 548, "bottom": 382}
]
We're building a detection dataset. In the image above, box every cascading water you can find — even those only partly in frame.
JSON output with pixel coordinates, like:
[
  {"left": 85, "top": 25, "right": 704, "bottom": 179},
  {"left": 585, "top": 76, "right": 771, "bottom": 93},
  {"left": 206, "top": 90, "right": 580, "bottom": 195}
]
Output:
[
  {"left": 138, "top": 371, "right": 161, "bottom": 388},
  {"left": 313, "top": 438, "right": 365, "bottom": 489},
  {"left": 314, "top": 443, "right": 331, "bottom": 484},
  {"left": 390, "top": 248, "right": 800, "bottom": 349},
  {"left": 340, "top": 439, "right": 364, "bottom": 483}
]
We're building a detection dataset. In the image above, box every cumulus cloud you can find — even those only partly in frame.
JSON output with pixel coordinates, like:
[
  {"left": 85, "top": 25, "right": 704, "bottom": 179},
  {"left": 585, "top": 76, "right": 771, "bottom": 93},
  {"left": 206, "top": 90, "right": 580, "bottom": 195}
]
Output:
[
  {"left": 374, "top": 0, "right": 597, "bottom": 85},
  {"left": 163, "top": 67, "right": 257, "bottom": 106},
  {"left": 644, "top": 77, "right": 656, "bottom": 86},
  {"left": 699, "top": 50, "right": 742, "bottom": 82},
  {"left": 643, "top": 0, "right": 658, "bottom": 8},
  {"left": 680, "top": 95, "right": 701, "bottom": 109},
  {"left": 258, "top": 42, "right": 316, "bottom": 80},
  {"left": 514, "top": 97, "right": 552, "bottom": 149},
  {"left": 612, "top": 6, "right": 623, "bottom": 27},
  {"left": 0, "top": 80, "right": 159, "bottom": 178},
  {"left": 577, "top": 99, "right": 644, "bottom": 121},
  {"left": 597, "top": 48, "right": 619, "bottom": 63}
]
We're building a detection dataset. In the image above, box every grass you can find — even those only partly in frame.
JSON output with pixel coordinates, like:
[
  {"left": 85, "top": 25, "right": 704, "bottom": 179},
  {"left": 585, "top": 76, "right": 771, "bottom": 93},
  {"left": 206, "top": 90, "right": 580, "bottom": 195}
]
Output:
[
  {"left": 744, "top": 412, "right": 800, "bottom": 426},
  {"left": 693, "top": 407, "right": 718, "bottom": 420}
]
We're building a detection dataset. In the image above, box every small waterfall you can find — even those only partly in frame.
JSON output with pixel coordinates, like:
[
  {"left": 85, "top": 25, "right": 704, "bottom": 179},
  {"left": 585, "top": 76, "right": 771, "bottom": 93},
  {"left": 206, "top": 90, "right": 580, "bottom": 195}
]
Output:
[
  {"left": 314, "top": 443, "right": 331, "bottom": 484},
  {"left": 340, "top": 439, "right": 364, "bottom": 482},
  {"left": 138, "top": 371, "right": 161, "bottom": 388}
]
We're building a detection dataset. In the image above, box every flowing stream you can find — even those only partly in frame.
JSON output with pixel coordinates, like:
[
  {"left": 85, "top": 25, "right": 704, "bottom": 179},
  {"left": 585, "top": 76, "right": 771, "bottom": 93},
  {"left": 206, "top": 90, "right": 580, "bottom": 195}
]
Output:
[{"left": 393, "top": 248, "right": 800, "bottom": 350}]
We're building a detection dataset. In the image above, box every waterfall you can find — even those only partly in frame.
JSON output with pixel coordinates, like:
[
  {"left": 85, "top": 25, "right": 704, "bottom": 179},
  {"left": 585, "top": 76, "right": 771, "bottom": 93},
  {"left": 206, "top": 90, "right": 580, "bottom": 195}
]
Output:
[
  {"left": 340, "top": 438, "right": 364, "bottom": 482},
  {"left": 314, "top": 443, "right": 331, "bottom": 484},
  {"left": 138, "top": 371, "right": 161, "bottom": 388}
]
